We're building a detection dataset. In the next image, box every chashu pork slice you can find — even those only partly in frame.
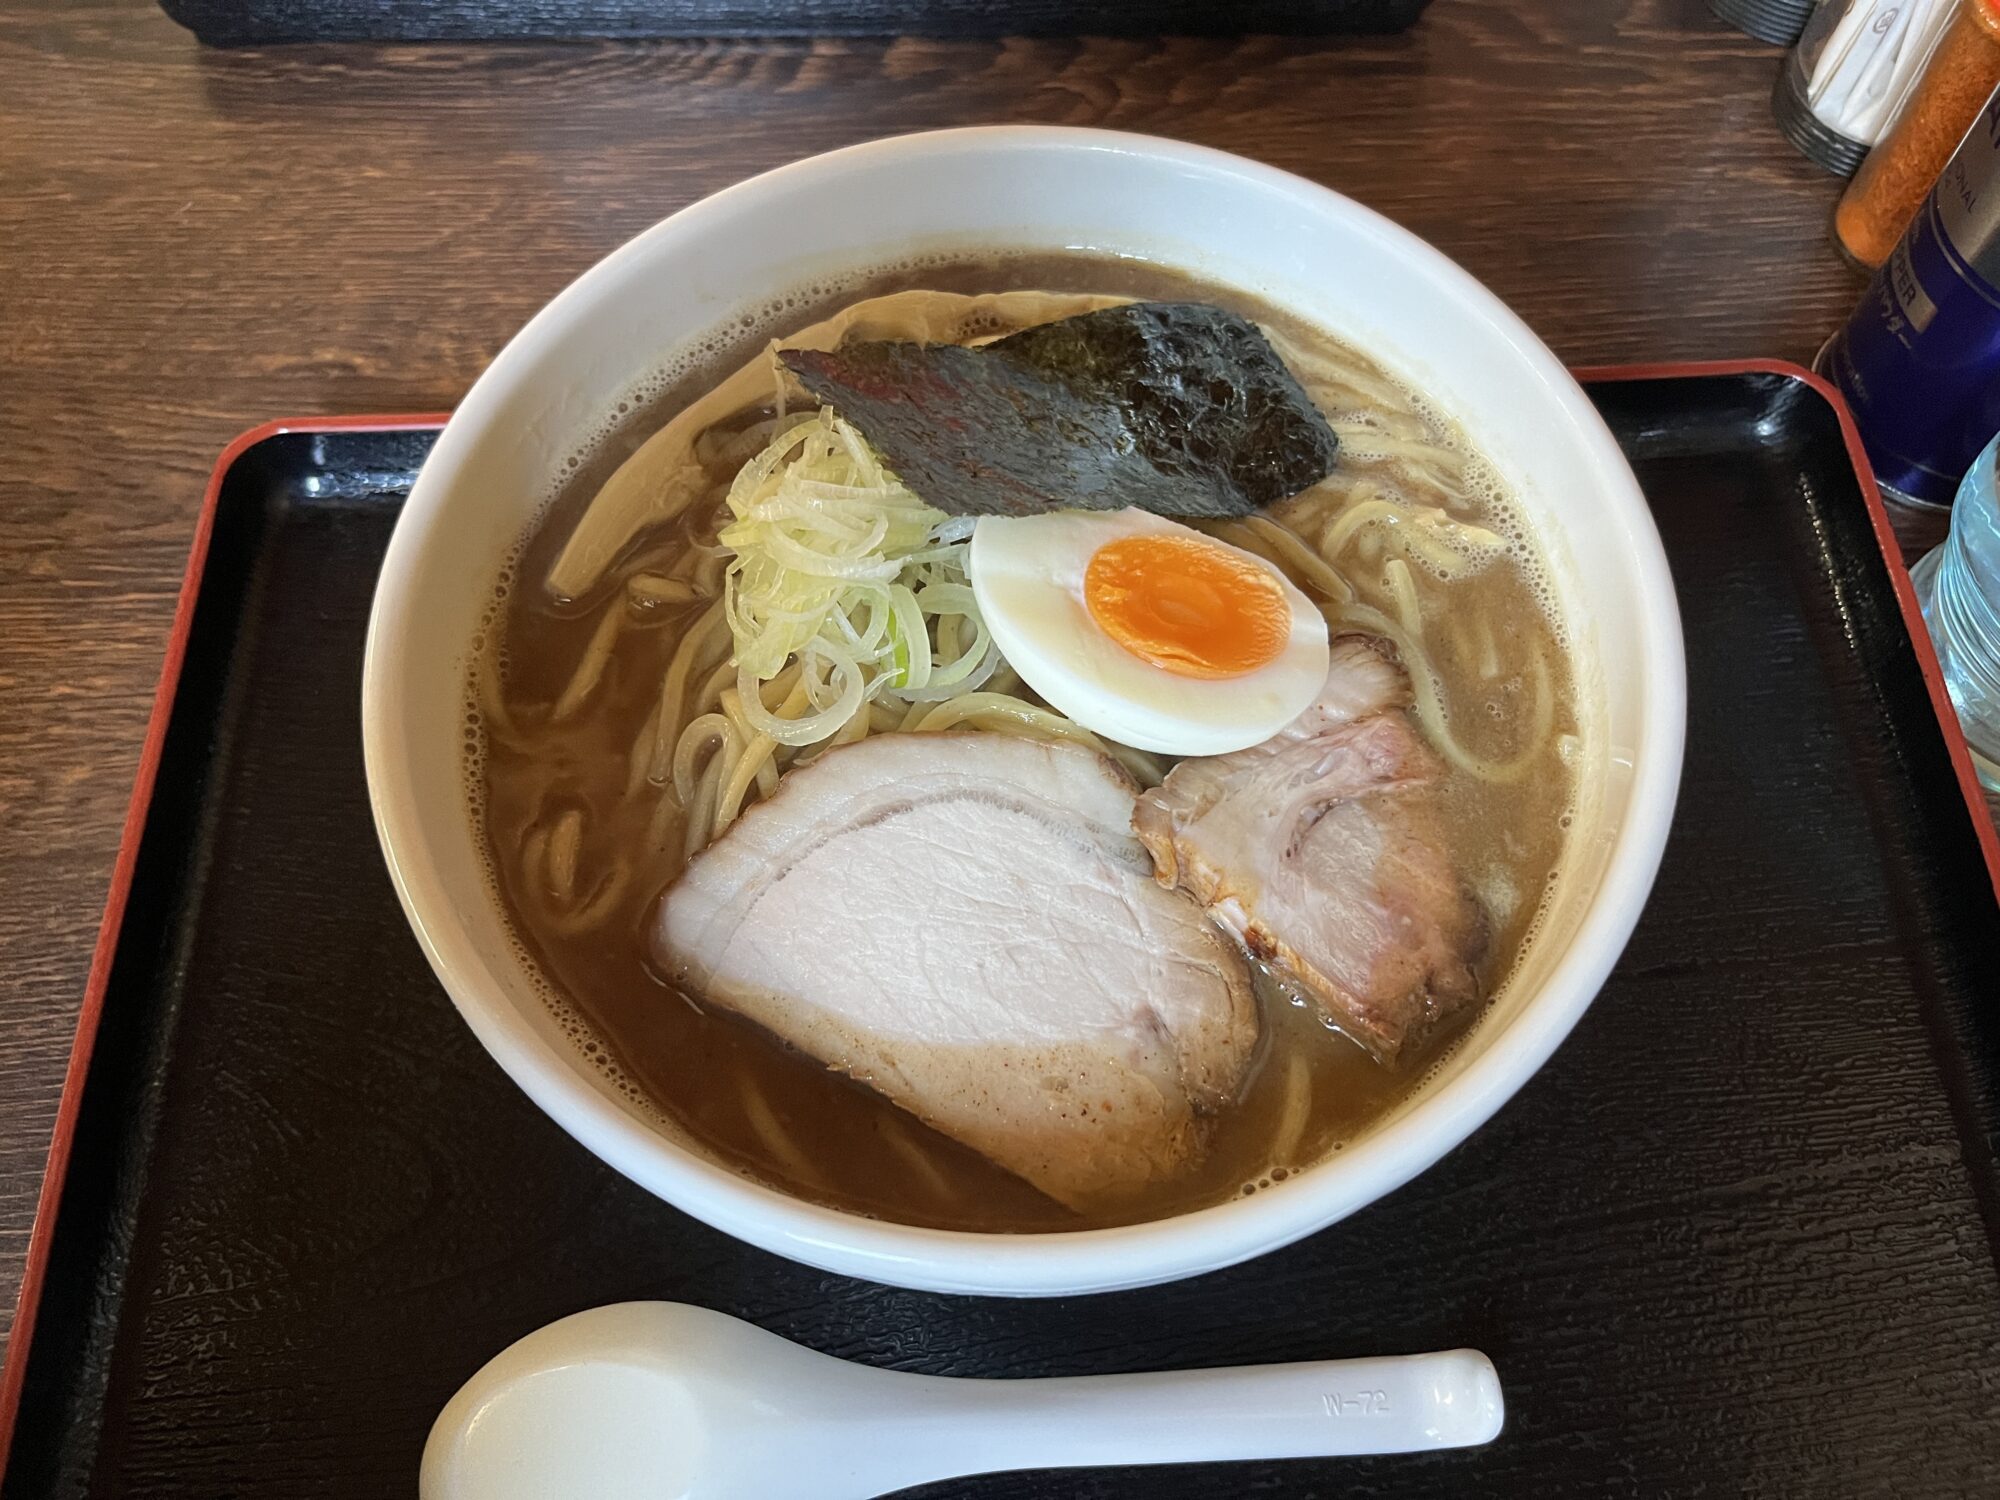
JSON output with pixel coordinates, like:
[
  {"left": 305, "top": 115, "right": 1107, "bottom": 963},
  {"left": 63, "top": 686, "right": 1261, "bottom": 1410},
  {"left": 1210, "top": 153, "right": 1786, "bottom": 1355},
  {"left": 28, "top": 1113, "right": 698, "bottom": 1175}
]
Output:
[
  {"left": 652, "top": 733, "right": 1259, "bottom": 1211},
  {"left": 1134, "top": 637, "right": 1487, "bottom": 1061}
]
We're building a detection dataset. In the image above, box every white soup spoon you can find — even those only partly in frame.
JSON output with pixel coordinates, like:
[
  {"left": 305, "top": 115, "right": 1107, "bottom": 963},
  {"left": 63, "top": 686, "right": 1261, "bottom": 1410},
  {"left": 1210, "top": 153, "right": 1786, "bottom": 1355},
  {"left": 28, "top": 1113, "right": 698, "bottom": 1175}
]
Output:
[{"left": 422, "top": 1301, "right": 1502, "bottom": 1498}]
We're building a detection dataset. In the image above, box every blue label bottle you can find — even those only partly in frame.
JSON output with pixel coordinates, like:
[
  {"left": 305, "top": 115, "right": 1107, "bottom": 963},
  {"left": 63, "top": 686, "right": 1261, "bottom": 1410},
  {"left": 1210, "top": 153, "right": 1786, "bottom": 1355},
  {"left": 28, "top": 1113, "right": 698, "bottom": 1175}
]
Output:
[{"left": 1821, "top": 88, "right": 2000, "bottom": 508}]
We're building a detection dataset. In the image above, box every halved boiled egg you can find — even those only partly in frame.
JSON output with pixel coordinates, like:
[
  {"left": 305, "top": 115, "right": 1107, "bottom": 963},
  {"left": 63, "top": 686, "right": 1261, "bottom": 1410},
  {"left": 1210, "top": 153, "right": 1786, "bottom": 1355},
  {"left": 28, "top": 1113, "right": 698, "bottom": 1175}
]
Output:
[{"left": 969, "top": 508, "right": 1330, "bottom": 756}]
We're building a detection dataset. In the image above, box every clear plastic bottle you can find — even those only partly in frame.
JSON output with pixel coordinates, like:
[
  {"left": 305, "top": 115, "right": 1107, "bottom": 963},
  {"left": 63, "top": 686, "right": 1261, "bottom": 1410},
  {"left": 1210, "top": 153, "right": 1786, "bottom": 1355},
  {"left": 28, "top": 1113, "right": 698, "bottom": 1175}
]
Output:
[{"left": 1911, "top": 430, "right": 2000, "bottom": 814}]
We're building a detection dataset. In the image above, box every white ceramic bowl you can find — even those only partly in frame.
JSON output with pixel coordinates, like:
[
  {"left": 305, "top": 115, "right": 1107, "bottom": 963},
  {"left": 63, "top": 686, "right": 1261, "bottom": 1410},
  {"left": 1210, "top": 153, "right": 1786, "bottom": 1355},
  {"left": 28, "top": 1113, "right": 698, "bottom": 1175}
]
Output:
[{"left": 363, "top": 127, "right": 1684, "bottom": 1297}]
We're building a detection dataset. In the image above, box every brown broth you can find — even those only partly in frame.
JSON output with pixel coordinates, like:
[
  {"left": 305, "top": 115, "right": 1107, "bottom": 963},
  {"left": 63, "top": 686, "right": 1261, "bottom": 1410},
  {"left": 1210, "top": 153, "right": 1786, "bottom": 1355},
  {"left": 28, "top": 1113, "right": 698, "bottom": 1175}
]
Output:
[{"left": 472, "top": 254, "right": 1577, "bottom": 1231}]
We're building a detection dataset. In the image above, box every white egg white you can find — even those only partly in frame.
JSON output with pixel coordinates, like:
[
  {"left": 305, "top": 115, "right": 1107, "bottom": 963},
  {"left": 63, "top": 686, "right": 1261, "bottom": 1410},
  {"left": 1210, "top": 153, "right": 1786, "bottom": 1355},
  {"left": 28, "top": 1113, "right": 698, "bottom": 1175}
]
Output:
[{"left": 968, "top": 508, "right": 1331, "bottom": 757}]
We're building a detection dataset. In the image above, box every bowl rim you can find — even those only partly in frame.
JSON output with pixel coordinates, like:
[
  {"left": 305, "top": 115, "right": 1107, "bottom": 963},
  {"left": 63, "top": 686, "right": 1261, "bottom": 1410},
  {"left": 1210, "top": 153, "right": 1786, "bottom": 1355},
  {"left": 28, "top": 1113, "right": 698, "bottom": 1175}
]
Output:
[{"left": 362, "top": 124, "right": 1686, "bottom": 1296}]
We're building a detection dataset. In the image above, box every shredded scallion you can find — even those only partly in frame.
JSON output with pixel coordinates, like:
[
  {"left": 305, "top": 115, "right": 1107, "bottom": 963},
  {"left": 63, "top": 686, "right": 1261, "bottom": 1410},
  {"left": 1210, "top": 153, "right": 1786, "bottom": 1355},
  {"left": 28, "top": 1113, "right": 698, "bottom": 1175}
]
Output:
[{"left": 719, "top": 409, "right": 999, "bottom": 747}]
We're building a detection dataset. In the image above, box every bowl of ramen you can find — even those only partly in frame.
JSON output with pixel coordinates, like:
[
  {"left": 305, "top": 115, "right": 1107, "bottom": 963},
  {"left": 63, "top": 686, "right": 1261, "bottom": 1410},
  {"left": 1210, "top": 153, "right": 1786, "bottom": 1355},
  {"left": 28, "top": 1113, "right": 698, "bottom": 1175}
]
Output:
[{"left": 363, "top": 127, "right": 1684, "bottom": 1295}]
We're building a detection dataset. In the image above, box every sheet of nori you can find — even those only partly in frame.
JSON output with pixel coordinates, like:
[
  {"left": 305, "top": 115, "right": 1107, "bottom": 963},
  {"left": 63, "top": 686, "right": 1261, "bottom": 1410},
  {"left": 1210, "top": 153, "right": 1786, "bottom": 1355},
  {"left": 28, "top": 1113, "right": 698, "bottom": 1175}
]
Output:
[{"left": 782, "top": 302, "right": 1341, "bottom": 518}]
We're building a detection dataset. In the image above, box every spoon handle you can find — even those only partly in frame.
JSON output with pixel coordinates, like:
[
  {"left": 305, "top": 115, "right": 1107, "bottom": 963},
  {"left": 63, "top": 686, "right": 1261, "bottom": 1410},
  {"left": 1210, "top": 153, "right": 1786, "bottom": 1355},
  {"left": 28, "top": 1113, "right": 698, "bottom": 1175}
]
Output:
[{"left": 893, "top": 1347, "right": 1502, "bottom": 1482}]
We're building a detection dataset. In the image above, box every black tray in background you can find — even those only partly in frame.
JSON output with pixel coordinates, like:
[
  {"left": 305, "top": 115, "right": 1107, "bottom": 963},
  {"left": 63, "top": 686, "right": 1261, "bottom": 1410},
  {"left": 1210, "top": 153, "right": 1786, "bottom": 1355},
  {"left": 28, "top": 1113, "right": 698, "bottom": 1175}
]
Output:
[
  {"left": 159, "top": 0, "right": 1434, "bottom": 46},
  {"left": 7, "top": 369, "right": 2000, "bottom": 1497}
]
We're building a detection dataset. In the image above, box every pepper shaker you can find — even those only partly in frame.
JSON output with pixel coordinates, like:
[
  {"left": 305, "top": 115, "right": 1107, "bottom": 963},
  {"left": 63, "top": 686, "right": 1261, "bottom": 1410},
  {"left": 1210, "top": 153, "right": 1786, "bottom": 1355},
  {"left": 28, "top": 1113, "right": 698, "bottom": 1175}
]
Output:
[{"left": 1835, "top": 0, "right": 2000, "bottom": 267}]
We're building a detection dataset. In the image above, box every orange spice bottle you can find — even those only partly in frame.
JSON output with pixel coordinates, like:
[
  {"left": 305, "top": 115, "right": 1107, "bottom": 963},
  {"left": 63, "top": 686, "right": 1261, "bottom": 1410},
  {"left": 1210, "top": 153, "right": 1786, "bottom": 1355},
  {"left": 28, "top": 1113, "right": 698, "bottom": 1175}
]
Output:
[{"left": 1835, "top": 0, "right": 2000, "bottom": 270}]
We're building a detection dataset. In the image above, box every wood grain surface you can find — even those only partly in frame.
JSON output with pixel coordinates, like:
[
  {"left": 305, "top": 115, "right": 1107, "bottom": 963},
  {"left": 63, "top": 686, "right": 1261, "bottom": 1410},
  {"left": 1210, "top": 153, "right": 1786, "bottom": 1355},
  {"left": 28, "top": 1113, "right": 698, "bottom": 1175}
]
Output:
[{"left": 0, "top": 0, "right": 1955, "bottom": 1373}]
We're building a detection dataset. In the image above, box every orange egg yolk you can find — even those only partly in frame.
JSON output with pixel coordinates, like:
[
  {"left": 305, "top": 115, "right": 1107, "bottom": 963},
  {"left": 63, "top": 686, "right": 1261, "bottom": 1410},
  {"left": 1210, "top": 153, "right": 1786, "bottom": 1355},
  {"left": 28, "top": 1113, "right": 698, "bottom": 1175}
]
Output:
[{"left": 1083, "top": 533, "right": 1291, "bottom": 679}]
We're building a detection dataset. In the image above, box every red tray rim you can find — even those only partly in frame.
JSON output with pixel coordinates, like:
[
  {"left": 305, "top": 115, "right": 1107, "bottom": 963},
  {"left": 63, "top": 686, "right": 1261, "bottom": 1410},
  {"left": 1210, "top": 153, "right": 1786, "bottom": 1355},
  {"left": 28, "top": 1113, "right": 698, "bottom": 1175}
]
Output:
[
  {"left": 4, "top": 368, "right": 1997, "bottom": 1476},
  {"left": 0, "top": 414, "right": 449, "bottom": 1475}
]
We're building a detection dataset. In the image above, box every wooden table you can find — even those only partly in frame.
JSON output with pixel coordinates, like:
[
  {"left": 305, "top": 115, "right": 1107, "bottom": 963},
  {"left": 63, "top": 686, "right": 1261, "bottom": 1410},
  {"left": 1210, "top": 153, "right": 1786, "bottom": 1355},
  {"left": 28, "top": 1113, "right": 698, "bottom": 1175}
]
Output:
[{"left": 0, "top": 0, "right": 1937, "bottom": 1362}]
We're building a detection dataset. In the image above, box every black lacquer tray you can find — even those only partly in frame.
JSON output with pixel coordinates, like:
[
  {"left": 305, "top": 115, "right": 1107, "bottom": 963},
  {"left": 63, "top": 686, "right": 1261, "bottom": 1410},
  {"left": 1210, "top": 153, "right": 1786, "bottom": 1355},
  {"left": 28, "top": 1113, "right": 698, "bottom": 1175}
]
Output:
[
  {"left": 158, "top": 0, "right": 1434, "bottom": 46},
  {"left": 5, "top": 365, "right": 2000, "bottom": 1497}
]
